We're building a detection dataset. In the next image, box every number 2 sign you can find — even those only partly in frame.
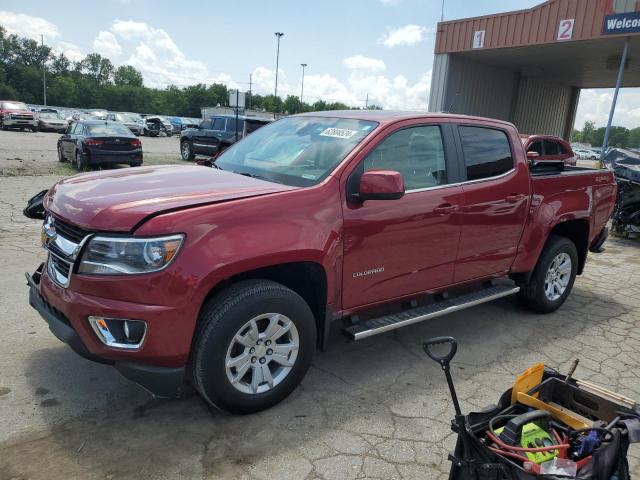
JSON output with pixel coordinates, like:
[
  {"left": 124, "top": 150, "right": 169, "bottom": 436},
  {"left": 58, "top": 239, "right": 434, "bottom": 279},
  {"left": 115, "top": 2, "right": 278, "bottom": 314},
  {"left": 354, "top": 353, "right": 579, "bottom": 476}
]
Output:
[
  {"left": 473, "top": 30, "right": 485, "bottom": 49},
  {"left": 557, "top": 19, "right": 574, "bottom": 41}
]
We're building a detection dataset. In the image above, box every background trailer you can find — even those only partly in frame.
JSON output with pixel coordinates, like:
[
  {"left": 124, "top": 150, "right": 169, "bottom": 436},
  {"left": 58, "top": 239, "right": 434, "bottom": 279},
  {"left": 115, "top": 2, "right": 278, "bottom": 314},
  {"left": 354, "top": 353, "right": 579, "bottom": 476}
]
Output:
[{"left": 429, "top": 0, "right": 640, "bottom": 142}]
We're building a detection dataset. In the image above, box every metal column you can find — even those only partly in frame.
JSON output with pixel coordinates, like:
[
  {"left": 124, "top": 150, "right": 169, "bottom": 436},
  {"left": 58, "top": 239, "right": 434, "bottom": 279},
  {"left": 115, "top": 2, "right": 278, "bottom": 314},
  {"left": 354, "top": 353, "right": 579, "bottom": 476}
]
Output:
[{"left": 600, "top": 38, "right": 630, "bottom": 166}]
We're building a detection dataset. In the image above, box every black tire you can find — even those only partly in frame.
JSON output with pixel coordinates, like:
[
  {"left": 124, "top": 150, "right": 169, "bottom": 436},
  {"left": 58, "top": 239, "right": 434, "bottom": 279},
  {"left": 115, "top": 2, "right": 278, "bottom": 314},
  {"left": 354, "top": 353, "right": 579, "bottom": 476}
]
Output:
[
  {"left": 32, "top": 126, "right": 38, "bottom": 132},
  {"left": 517, "top": 235, "right": 578, "bottom": 314},
  {"left": 75, "top": 150, "right": 86, "bottom": 171},
  {"left": 192, "top": 279, "right": 316, "bottom": 414},
  {"left": 57, "top": 144, "right": 65, "bottom": 162},
  {"left": 181, "top": 140, "right": 195, "bottom": 161}
]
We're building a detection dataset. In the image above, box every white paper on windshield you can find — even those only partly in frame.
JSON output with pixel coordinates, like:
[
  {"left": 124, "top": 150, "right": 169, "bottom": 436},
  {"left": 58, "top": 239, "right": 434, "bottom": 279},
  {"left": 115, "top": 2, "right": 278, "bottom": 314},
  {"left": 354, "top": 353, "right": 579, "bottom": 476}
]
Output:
[{"left": 319, "top": 128, "right": 358, "bottom": 139}]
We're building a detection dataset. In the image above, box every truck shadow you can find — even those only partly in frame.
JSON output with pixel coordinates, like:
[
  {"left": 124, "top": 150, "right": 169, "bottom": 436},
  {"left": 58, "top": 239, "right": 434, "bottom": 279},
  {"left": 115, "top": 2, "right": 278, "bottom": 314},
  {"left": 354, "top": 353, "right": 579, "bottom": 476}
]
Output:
[{"left": 7, "top": 286, "right": 638, "bottom": 479}]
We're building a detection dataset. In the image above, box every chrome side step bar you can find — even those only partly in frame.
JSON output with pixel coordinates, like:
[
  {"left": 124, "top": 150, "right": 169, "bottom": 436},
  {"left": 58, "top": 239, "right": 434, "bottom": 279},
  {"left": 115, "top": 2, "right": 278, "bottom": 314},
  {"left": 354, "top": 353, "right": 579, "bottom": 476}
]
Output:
[{"left": 343, "top": 285, "right": 520, "bottom": 341}]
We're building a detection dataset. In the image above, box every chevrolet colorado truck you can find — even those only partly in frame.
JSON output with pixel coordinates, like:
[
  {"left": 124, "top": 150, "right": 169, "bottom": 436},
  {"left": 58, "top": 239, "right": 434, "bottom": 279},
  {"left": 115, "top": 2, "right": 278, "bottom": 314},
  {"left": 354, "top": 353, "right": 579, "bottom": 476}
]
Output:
[{"left": 26, "top": 112, "right": 616, "bottom": 413}]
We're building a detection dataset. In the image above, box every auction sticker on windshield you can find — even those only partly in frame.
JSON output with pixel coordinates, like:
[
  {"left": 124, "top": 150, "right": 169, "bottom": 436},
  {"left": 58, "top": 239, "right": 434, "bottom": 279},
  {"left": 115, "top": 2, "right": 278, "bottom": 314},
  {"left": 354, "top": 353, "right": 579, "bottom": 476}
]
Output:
[{"left": 320, "top": 128, "right": 358, "bottom": 139}]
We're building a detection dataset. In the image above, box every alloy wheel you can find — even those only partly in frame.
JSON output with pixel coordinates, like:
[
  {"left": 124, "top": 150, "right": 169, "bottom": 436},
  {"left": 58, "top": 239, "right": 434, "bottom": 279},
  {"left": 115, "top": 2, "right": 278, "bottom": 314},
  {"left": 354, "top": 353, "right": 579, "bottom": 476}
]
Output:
[
  {"left": 544, "top": 252, "right": 571, "bottom": 301},
  {"left": 225, "top": 313, "right": 299, "bottom": 395}
]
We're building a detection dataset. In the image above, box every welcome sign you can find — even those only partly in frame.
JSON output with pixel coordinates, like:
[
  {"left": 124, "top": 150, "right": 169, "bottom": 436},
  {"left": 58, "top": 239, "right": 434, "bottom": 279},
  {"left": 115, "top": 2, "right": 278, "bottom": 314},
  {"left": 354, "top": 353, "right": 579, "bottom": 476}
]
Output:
[{"left": 602, "top": 11, "right": 640, "bottom": 35}]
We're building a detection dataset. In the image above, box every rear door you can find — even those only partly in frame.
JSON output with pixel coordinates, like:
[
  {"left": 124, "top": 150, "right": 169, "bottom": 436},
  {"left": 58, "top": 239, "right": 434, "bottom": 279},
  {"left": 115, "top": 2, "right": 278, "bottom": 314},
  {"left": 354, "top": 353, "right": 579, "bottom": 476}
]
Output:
[
  {"left": 342, "top": 120, "right": 464, "bottom": 308},
  {"left": 453, "top": 123, "right": 530, "bottom": 283},
  {"left": 61, "top": 122, "right": 78, "bottom": 157}
]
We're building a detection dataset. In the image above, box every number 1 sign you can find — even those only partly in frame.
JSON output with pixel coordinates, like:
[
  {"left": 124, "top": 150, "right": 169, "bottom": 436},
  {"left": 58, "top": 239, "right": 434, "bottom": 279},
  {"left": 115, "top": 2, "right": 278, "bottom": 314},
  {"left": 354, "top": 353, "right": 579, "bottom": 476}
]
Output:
[
  {"left": 473, "top": 30, "right": 485, "bottom": 49},
  {"left": 557, "top": 19, "right": 574, "bottom": 41}
]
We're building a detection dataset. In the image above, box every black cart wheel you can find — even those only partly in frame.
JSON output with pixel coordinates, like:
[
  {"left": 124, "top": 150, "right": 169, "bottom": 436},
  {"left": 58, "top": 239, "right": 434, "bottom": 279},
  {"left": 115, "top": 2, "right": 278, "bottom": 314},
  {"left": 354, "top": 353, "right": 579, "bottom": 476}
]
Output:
[
  {"left": 517, "top": 235, "right": 578, "bottom": 313},
  {"left": 192, "top": 279, "right": 316, "bottom": 414}
]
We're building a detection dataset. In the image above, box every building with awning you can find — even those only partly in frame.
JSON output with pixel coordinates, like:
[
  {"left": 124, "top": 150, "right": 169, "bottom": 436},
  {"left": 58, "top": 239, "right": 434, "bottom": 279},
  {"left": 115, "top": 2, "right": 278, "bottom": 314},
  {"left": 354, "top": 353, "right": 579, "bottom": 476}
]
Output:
[{"left": 428, "top": 0, "right": 640, "bottom": 143}]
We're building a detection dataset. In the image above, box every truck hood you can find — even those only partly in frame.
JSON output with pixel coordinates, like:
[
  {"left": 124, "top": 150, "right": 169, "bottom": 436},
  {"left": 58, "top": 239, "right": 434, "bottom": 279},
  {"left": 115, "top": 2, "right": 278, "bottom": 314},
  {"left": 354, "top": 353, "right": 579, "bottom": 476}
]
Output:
[{"left": 44, "top": 165, "right": 296, "bottom": 231}]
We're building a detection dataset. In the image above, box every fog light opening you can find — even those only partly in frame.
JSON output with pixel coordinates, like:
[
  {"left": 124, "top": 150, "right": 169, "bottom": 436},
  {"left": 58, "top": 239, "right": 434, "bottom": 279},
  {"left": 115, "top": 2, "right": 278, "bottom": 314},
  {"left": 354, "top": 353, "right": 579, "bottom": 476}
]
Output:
[{"left": 88, "top": 316, "right": 147, "bottom": 350}]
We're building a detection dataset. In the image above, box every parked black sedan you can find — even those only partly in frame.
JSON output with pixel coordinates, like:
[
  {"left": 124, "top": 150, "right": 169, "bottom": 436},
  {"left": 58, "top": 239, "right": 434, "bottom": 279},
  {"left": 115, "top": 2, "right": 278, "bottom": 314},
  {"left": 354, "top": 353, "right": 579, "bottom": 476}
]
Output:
[{"left": 57, "top": 120, "right": 143, "bottom": 170}]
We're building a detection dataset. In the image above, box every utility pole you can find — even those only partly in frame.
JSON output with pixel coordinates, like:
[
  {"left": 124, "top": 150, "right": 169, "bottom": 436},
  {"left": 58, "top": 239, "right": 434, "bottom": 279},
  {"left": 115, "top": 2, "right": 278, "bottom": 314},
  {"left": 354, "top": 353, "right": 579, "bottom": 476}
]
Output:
[
  {"left": 274, "top": 32, "right": 284, "bottom": 112},
  {"left": 248, "top": 73, "right": 252, "bottom": 110},
  {"left": 300, "top": 63, "right": 307, "bottom": 104},
  {"left": 601, "top": 37, "right": 629, "bottom": 167},
  {"left": 41, "top": 34, "right": 47, "bottom": 106}
]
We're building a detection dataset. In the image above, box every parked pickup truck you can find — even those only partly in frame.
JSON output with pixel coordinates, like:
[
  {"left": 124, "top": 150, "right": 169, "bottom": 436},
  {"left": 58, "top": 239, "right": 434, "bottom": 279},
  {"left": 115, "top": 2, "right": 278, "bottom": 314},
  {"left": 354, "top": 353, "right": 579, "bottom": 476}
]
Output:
[
  {"left": 180, "top": 114, "right": 271, "bottom": 161},
  {"left": 25, "top": 112, "right": 616, "bottom": 413}
]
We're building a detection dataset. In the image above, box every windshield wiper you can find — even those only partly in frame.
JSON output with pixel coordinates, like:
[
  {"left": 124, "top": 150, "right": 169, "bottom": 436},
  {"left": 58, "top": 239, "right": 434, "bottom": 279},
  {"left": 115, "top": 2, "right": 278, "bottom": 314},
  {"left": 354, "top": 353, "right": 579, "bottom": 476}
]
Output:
[{"left": 233, "top": 171, "right": 281, "bottom": 184}]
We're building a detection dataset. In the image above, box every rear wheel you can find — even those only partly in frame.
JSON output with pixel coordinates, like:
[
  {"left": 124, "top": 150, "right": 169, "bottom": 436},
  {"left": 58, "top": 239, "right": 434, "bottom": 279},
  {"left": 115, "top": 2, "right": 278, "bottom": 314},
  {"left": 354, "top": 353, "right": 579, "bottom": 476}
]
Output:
[
  {"left": 192, "top": 279, "right": 316, "bottom": 414},
  {"left": 517, "top": 235, "right": 578, "bottom": 313},
  {"left": 181, "top": 140, "right": 195, "bottom": 161}
]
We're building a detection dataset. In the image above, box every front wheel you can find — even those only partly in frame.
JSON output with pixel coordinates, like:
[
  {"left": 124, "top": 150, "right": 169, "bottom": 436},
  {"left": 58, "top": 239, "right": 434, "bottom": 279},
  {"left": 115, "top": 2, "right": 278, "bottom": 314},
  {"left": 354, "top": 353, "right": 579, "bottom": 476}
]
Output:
[
  {"left": 181, "top": 140, "right": 194, "bottom": 161},
  {"left": 517, "top": 235, "right": 578, "bottom": 313},
  {"left": 192, "top": 279, "right": 316, "bottom": 414},
  {"left": 57, "top": 144, "right": 65, "bottom": 162}
]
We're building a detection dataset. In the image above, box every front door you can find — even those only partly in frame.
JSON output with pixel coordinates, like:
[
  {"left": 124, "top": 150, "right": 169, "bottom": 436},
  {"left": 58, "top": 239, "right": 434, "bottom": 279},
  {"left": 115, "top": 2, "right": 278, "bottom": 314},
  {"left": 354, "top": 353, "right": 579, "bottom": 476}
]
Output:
[
  {"left": 342, "top": 122, "right": 464, "bottom": 309},
  {"left": 453, "top": 124, "right": 530, "bottom": 283}
]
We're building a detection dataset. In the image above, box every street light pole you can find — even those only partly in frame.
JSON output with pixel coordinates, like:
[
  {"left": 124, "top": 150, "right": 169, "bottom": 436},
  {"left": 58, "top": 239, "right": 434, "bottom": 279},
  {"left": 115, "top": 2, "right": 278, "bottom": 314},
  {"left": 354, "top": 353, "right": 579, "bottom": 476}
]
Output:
[
  {"left": 300, "top": 63, "right": 307, "bottom": 104},
  {"left": 274, "top": 32, "right": 284, "bottom": 107},
  {"left": 41, "top": 34, "right": 47, "bottom": 106}
]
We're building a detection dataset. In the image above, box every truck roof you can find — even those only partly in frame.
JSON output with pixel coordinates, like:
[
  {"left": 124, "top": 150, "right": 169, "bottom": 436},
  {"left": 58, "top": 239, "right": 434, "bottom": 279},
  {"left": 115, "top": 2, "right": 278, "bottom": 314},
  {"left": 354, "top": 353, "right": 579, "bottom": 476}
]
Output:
[{"left": 294, "top": 110, "right": 516, "bottom": 128}]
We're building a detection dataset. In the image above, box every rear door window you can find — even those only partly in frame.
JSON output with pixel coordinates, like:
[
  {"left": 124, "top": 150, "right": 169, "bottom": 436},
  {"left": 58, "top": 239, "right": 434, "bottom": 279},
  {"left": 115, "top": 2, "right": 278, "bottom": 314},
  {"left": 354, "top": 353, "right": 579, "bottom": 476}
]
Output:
[
  {"left": 459, "top": 126, "right": 513, "bottom": 181},
  {"left": 212, "top": 118, "right": 226, "bottom": 131},
  {"left": 543, "top": 140, "right": 560, "bottom": 155}
]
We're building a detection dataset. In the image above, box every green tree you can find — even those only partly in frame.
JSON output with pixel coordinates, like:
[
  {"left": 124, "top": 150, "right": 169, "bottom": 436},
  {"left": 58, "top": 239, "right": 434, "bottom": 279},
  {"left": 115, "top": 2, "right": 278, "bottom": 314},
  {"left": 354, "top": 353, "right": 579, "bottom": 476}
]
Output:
[
  {"left": 582, "top": 121, "right": 596, "bottom": 145},
  {"left": 571, "top": 129, "right": 582, "bottom": 143},
  {"left": 628, "top": 127, "right": 640, "bottom": 148},
  {"left": 78, "top": 53, "right": 113, "bottom": 86},
  {"left": 113, "top": 65, "right": 143, "bottom": 87},
  {"left": 283, "top": 95, "right": 303, "bottom": 114}
]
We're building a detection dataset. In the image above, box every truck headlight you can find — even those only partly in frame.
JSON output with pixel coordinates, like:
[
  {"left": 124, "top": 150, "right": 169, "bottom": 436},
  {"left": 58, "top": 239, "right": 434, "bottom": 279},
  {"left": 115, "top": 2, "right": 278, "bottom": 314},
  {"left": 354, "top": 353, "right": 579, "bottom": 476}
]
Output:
[{"left": 78, "top": 234, "right": 184, "bottom": 275}]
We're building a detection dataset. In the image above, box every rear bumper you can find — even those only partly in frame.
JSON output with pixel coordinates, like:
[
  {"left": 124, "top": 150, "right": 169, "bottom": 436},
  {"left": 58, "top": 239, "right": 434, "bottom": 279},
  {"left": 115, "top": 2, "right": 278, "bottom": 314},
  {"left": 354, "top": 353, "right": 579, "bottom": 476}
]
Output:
[
  {"left": 26, "top": 267, "right": 185, "bottom": 397},
  {"left": 86, "top": 150, "right": 143, "bottom": 165}
]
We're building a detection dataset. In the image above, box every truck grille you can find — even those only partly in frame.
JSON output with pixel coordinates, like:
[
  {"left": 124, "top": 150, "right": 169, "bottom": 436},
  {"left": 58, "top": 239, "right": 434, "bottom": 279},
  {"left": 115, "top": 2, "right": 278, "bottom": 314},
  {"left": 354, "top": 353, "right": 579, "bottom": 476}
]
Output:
[
  {"left": 44, "top": 216, "right": 93, "bottom": 287},
  {"left": 12, "top": 114, "right": 34, "bottom": 120}
]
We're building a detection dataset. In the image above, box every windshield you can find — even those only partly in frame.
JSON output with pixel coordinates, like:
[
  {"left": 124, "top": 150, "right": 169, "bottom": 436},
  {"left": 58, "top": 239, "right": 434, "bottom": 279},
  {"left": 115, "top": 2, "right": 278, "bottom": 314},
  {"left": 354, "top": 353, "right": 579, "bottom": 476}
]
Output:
[
  {"left": 39, "top": 112, "right": 60, "bottom": 119},
  {"left": 2, "top": 101, "right": 28, "bottom": 110},
  {"left": 118, "top": 113, "right": 140, "bottom": 122},
  {"left": 87, "top": 123, "right": 133, "bottom": 136},
  {"left": 216, "top": 116, "right": 378, "bottom": 187}
]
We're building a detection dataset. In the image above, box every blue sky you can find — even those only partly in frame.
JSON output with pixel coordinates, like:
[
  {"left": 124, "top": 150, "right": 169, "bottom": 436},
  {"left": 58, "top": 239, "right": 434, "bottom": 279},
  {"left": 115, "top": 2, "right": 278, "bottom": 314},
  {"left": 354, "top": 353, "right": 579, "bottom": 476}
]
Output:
[{"left": 1, "top": 0, "right": 638, "bottom": 128}]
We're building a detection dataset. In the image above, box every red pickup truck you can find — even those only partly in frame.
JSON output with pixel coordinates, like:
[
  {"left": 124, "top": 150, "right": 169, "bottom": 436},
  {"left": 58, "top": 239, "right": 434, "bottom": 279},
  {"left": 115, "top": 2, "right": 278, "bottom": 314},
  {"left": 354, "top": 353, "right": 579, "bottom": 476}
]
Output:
[{"left": 26, "top": 112, "right": 616, "bottom": 413}]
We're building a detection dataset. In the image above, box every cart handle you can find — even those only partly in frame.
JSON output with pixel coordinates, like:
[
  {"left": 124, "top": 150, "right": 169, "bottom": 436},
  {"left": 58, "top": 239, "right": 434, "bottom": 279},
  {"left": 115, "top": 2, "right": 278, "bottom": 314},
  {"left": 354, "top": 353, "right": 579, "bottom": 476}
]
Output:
[{"left": 423, "top": 336, "right": 457, "bottom": 367}]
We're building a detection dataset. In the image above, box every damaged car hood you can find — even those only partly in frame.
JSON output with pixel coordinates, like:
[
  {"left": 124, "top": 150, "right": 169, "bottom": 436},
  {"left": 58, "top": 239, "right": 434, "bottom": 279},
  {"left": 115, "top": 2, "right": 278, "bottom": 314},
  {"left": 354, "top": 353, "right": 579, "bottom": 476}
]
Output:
[{"left": 44, "top": 165, "right": 295, "bottom": 231}]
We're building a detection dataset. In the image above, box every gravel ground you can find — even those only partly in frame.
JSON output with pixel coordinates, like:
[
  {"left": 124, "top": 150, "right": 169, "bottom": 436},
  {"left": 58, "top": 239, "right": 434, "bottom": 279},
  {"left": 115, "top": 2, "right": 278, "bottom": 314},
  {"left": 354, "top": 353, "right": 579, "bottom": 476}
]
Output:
[
  {"left": 0, "top": 172, "right": 638, "bottom": 479},
  {"left": 0, "top": 129, "right": 183, "bottom": 176}
]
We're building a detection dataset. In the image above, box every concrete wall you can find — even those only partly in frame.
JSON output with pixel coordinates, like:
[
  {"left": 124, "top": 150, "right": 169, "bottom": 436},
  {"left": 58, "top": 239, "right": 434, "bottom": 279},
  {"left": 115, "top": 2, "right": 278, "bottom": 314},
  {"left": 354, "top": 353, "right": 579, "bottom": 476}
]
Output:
[{"left": 428, "top": 53, "right": 579, "bottom": 139}]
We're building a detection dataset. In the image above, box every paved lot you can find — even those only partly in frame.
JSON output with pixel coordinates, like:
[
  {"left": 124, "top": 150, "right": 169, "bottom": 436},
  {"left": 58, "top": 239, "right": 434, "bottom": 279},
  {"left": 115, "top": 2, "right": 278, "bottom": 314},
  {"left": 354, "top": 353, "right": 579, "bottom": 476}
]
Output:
[
  {"left": 1, "top": 174, "right": 639, "bottom": 479},
  {"left": 0, "top": 129, "right": 182, "bottom": 176}
]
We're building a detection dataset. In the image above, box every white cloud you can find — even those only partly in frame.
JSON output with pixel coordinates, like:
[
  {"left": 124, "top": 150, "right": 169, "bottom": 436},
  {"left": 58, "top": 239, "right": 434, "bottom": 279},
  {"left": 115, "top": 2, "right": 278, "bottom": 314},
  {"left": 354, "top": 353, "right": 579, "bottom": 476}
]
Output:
[
  {"left": 0, "top": 10, "right": 59, "bottom": 41},
  {"left": 575, "top": 88, "right": 640, "bottom": 130},
  {"left": 343, "top": 55, "right": 386, "bottom": 73},
  {"left": 111, "top": 19, "right": 152, "bottom": 39},
  {"left": 55, "top": 41, "right": 84, "bottom": 62},
  {"left": 379, "top": 25, "right": 429, "bottom": 47},
  {"left": 92, "top": 31, "right": 122, "bottom": 57}
]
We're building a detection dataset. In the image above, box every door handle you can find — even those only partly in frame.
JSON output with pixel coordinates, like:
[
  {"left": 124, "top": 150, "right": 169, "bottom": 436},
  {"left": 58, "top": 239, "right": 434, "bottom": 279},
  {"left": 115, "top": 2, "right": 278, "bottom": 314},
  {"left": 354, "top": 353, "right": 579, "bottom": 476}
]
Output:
[
  {"left": 505, "top": 193, "right": 526, "bottom": 203},
  {"left": 433, "top": 203, "right": 458, "bottom": 215}
]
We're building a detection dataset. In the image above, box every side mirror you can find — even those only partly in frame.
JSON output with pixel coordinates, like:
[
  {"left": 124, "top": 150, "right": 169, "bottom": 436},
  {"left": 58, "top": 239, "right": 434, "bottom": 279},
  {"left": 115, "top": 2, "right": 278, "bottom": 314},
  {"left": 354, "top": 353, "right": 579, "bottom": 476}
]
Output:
[
  {"left": 358, "top": 170, "right": 404, "bottom": 201},
  {"left": 527, "top": 151, "right": 540, "bottom": 161}
]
